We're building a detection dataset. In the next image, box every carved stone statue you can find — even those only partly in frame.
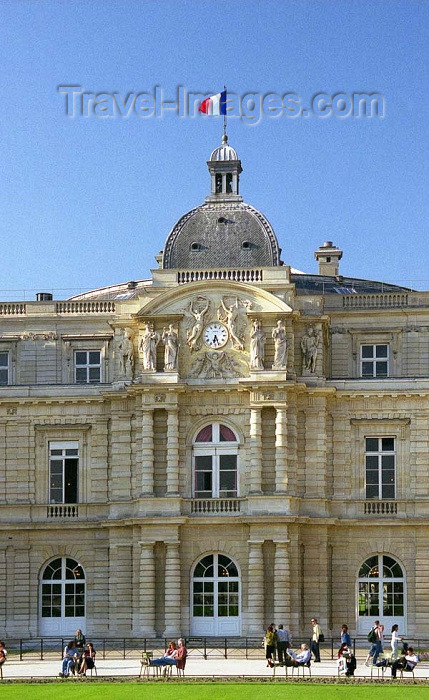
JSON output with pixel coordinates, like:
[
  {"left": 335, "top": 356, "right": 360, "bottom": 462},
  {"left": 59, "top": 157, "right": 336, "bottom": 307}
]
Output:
[
  {"left": 250, "top": 319, "right": 266, "bottom": 370},
  {"left": 188, "top": 351, "right": 240, "bottom": 378},
  {"left": 139, "top": 322, "right": 160, "bottom": 371},
  {"left": 272, "top": 320, "right": 289, "bottom": 370},
  {"left": 183, "top": 297, "right": 209, "bottom": 351},
  {"left": 300, "top": 325, "right": 320, "bottom": 373},
  {"left": 162, "top": 324, "right": 179, "bottom": 371},
  {"left": 218, "top": 298, "right": 244, "bottom": 350},
  {"left": 119, "top": 328, "right": 134, "bottom": 379}
]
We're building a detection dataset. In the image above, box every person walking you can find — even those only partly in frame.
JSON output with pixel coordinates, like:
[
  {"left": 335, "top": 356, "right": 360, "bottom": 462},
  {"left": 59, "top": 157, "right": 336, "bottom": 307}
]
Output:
[
  {"left": 365, "top": 619, "right": 384, "bottom": 665},
  {"left": 264, "top": 624, "right": 277, "bottom": 668},
  {"left": 310, "top": 617, "right": 322, "bottom": 662},
  {"left": 391, "top": 624, "right": 403, "bottom": 661}
]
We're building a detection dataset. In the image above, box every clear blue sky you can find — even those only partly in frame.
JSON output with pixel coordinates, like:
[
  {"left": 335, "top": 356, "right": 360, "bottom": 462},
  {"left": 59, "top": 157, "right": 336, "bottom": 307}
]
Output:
[{"left": 1, "top": 0, "right": 428, "bottom": 300}]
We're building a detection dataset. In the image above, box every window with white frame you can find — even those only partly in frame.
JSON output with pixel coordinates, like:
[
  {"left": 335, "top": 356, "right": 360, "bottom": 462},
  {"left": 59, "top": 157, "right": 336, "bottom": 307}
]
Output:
[
  {"left": 49, "top": 441, "right": 79, "bottom": 503},
  {"left": 365, "top": 437, "right": 395, "bottom": 499},
  {"left": 193, "top": 423, "right": 238, "bottom": 499},
  {"left": 360, "top": 344, "right": 389, "bottom": 378},
  {"left": 74, "top": 350, "right": 101, "bottom": 384},
  {"left": 0, "top": 351, "right": 9, "bottom": 385}
]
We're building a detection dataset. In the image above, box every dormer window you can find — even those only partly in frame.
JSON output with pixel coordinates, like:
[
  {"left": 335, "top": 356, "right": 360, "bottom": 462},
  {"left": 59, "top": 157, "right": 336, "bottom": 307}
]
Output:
[
  {"left": 190, "top": 242, "right": 202, "bottom": 251},
  {"left": 242, "top": 241, "right": 251, "bottom": 250}
]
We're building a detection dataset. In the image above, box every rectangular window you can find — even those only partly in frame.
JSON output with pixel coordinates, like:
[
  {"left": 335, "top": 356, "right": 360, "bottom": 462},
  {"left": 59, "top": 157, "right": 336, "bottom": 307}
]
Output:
[
  {"left": 361, "top": 344, "right": 389, "bottom": 378},
  {"left": 0, "top": 351, "right": 9, "bottom": 385},
  {"left": 365, "top": 437, "right": 395, "bottom": 499},
  {"left": 49, "top": 441, "right": 79, "bottom": 503},
  {"left": 194, "top": 456, "right": 213, "bottom": 498},
  {"left": 74, "top": 350, "right": 101, "bottom": 384}
]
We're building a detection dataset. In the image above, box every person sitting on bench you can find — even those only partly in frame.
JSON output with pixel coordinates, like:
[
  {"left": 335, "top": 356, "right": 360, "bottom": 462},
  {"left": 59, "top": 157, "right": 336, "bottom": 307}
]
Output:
[
  {"left": 286, "top": 644, "right": 311, "bottom": 666},
  {"left": 152, "top": 641, "right": 178, "bottom": 667},
  {"left": 391, "top": 647, "right": 419, "bottom": 678}
]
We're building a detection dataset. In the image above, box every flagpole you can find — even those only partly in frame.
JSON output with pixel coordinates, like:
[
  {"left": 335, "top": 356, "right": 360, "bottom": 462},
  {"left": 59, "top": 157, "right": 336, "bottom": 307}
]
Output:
[{"left": 223, "top": 84, "right": 227, "bottom": 139}]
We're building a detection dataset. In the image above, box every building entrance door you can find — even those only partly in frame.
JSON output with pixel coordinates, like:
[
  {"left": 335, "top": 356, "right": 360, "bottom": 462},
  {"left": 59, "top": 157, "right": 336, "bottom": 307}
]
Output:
[{"left": 191, "top": 553, "right": 241, "bottom": 636}]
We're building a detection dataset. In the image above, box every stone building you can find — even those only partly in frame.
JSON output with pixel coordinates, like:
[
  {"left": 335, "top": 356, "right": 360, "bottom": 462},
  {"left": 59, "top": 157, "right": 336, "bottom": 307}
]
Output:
[{"left": 0, "top": 135, "right": 427, "bottom": 640}]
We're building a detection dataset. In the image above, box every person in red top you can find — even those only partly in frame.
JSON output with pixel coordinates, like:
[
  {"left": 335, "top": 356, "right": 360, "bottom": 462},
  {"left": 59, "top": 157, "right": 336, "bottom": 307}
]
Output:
[{"left": 176, "top": 638, "right": 188, "bottom": 672}]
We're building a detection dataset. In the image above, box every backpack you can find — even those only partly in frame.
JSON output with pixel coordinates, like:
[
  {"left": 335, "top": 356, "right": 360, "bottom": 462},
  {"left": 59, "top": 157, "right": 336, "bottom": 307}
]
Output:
[{"left": 367, "top": 628, "right": 377, "bottom": 643}]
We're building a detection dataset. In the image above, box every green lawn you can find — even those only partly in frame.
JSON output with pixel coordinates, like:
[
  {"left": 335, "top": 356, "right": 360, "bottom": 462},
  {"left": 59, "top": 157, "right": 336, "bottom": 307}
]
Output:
[{"left": 1, "top": 684, "right": 428, "bottom": 700}]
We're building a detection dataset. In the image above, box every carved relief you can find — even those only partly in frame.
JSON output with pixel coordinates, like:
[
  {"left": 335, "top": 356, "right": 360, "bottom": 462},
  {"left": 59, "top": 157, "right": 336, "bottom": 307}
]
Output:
[
  {"left": 188, "top": 351, "right": 241, "bottom": 378},
  {"left": 20, "top": 332, "right": 57, "bottom": 341}
]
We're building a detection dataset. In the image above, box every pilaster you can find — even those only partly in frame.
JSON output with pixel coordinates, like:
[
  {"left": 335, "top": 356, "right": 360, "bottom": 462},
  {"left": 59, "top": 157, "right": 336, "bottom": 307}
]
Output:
[
  {"left": 163, "top": 540, "right": 181, "bottom": 637},
  {"left": 247, "top": 540, "right": 264, "bottom": 635},
  {"left": 249, "top": 407, "right": 262, "bottom": 494},
  {"left": 166, "top": 408, "right": 180, "bottom": 495},
  {"left": 275, "top": 405, "right": 288, "bottom": 493}
]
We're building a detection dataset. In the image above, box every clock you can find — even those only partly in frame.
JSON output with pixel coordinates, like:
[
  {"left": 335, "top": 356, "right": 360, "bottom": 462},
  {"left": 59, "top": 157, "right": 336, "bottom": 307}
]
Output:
[{"left": 203, "top": 323, "right": 229, "bottom": 349}]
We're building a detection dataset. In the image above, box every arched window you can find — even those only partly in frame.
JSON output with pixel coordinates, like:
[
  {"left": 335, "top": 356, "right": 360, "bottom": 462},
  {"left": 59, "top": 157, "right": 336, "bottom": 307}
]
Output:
[
  {"left": 39, "top": 557, "right": 85, "bottom": 636},
  {"left": 193, "top": 423, "right": 239, "bottom": 499},
  {"left": 191, "top": 553, "right": 241, "bottom": 636},
  {"left": 357, "top": 554, "right": 406, "bottom": 633}
]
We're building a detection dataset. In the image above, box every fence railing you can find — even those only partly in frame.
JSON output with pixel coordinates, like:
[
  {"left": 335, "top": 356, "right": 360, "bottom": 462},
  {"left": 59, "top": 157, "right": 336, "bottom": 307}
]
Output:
[{"left": 4, "top": 636, "right": 429, "bottom": 661}]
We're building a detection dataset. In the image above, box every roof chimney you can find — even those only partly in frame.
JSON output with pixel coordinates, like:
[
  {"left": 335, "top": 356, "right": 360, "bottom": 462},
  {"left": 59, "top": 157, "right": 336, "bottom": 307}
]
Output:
[
  {"left": 36, "top": 292, "right": 53, "bottom": 301},
  {"left": 314, "top": 241, "right": 343, "bottom": 276}
]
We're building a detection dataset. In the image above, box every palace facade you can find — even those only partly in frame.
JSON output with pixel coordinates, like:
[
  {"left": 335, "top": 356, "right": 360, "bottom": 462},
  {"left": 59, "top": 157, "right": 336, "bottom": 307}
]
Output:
[{"left": 1, "top": 136, "right": 428, "bottom": 640}]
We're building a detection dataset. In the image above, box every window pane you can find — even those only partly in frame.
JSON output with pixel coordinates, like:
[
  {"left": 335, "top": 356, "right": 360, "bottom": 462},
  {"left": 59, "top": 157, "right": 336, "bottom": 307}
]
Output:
[
  {"left": 382, "top": 438, "right": 395, "bottom": 451},
  {"left": 366, "top": 470, "right": 378, "bottom": 485},
  {"left": 362, "top": 362, "right": 374, "bottom": 376},
  {"left": 0, "top": 352, "right": 8, "bottom": 367},
  {"left": 366, "top": 438, "right": 379, "bottom": 452},
  {"left": 195, "top": 456, "right": 212, "bottom": 469},
  {"left": 375, "top": 362, "right": 388, "bottom": 377},
  {"left": 361, "top": 346, "right": 373, "bottom": 358},
  {"left": 366, "top": 484, "right": 379, "bottom": 499},
  {"left": 219, "top": 455, "right": 237, "bottom": 470},
  {"left": 89, "top": 351, "right": 100, "bottom": 364},
  {"left": 219, "top": 425, "right": 236, "bottom": 442},
  {"left": 376, "top": 345, "right": 388, "bottom": 357},
  {"left": 366, "top": 455, "right": 378, "bottom": 468},
  {"left": 75, "top": 352, "right": 87, "bottom": 364},
  {"left": 88, "top": 367, "right": 101, "bottom": 382},
  {"left": 75, "top": 368, "right": 87, "bottom": 383},
  {"left": 195, "top": 426, "right": 212, "bottom": 442}
]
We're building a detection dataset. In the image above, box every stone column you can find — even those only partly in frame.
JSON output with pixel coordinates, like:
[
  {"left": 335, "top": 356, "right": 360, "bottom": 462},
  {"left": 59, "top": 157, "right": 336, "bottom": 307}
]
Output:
[
  {"left": 138, "top": 542, "right": 156, "bottom": 637},
  {"left": 166, "top": 408, "right": 180, "bottom": 495},
  {"left": 141, "top": 408, "right": 154, "bottom": 495},
  {"left": 273, "top": 540, "right": 290, "bottom": 624},
  {"left": 275, "top": 405, "right": 288, "bottom": 493},
  {"left": 247, "top": 540, "right": 264, "bottom": 635},
  {"left": 249, "top": 407, "right": 262, "bottom": 494},
  {"left": 163, "top": 540, "right": 181, "bottom": 637}
]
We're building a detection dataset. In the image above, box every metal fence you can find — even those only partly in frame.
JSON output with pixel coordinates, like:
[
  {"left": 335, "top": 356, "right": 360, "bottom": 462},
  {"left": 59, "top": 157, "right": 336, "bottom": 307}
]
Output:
[{"left": 3, "top": 636, "right": 429, "bottom": 662}]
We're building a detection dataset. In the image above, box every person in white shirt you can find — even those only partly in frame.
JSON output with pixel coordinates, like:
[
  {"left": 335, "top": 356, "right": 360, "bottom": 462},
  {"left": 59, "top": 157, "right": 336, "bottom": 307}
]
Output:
[
  {"left": 391, "top": 647, "right": 418, "bottom": 678},
  {"left": 391, "top": 624, "right": 403, "bottom": 660},
  {"left": 286, "top": 644, "right": 311, "bottom": 666}
]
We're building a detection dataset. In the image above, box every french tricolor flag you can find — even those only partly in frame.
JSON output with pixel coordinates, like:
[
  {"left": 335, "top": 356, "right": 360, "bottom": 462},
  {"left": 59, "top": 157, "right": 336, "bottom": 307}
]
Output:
[{"left": 199, "top": 90, "right": 227, "bottom": 115}]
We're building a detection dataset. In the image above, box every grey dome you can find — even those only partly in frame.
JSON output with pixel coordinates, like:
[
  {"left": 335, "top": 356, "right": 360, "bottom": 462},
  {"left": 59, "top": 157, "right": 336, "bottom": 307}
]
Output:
[
  {"left": 210, "top": 134, "right": 239, "bottom": 162},
  {"left": 162, "top": 201, "right": 281, "bottom": 269}
]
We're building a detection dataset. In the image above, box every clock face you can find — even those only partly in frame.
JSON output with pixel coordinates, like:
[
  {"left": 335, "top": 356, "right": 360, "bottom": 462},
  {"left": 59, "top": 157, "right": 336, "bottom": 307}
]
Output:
[{"left": 203, "top": 323, "right": 228, "bottom": 349}]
